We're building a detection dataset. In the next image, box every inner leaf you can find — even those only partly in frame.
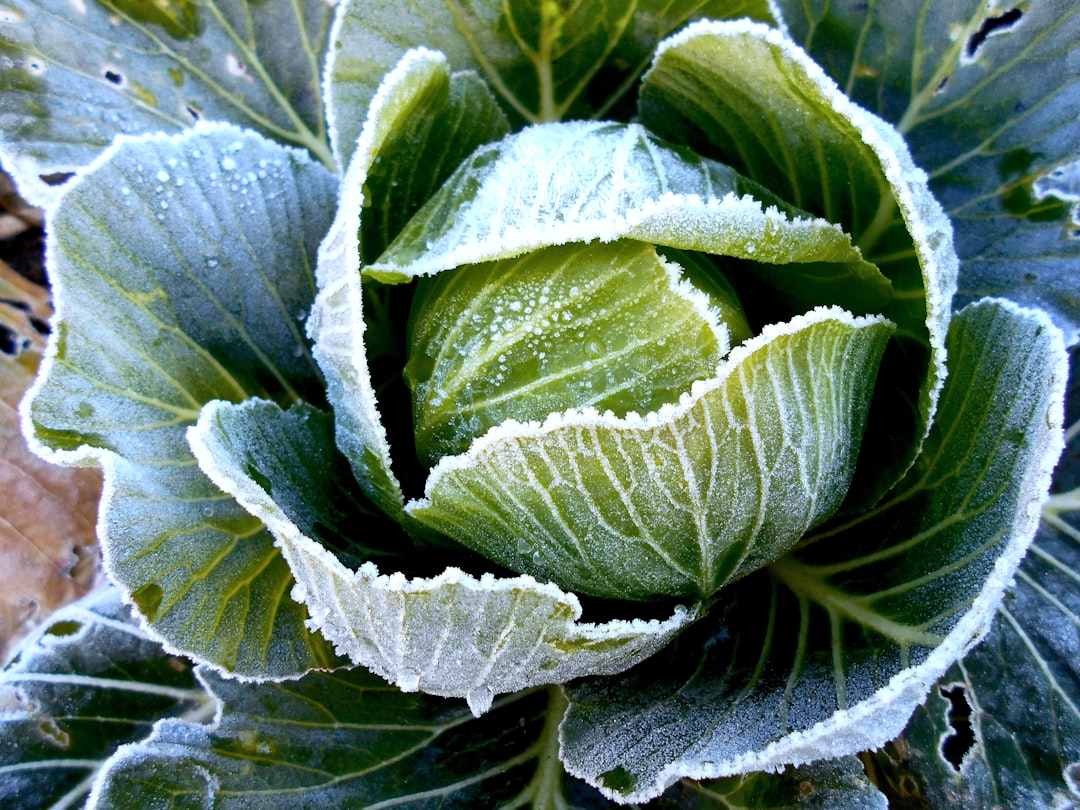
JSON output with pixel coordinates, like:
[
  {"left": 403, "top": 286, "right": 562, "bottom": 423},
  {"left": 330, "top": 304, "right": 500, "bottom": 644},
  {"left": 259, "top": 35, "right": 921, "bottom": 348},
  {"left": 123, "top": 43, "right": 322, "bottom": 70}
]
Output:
[
  {"left": 409, "top": 310, "right": 893, "bottom": 600},
  {"left": 406, "top": 239, "right": 737, "bottom": 463},
  {"left": 364, "top": 121, "right": 890, "bottom": 317}
]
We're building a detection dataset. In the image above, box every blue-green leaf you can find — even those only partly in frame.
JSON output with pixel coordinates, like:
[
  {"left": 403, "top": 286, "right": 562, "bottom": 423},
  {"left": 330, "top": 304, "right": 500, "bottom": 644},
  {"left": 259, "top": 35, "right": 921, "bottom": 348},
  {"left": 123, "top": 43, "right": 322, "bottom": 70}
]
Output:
[
  {"left": 22, "top": 124, "right": 338, "bottom": 677},
  {"left": 90, "top": 674, "right": 604, "bottom": 807},
  {"left": 874, "top": 349, "right": 1080, "bottom": 808},
  {"left": 777, "top": 0, "right": 1080, "bottom": 343},
  {"left": 0, "top": 586, "right": 213, "bottom": 810},
  {"left": 0, "top": 0, "right": 335, "bottom": 205}
]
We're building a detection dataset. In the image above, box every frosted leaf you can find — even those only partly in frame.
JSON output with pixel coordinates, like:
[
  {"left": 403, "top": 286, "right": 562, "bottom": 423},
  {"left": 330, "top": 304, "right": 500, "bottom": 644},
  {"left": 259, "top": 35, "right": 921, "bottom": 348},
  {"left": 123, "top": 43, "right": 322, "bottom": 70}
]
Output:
[
  {"left": 406, "top": 239, "right": 735, "bottom": 464},
  {"left": 189, "top": 399, "right": 698, "bottom": 715},
  {"left": 0, "top": 0, "right": 333, "bottom": 206},
  {"left": 323, "top": 0, "right": 780, "bottom": 167},
  {"left": 309, "top": 49, "right": 507, "bottom": 523},
  {"left": 88, "top": 666, "right": 575, "bottom": 807},
  {"left": 366, "top": 120, "right": 887, "bottom": 309},
  {"left": 559, "top": 299, "right": 1067, "bottom": 802},
  {"left": 20, "top": 122, "right": 339, "bottom": 677},
  {"left": 409, "top": 309, "right": 893, "bottom": 600},
  {"left": 639, "top": 18, "right": 958, "bottom": 504},
  {"left": 0, "top": 585, "right": 213, "bottom": 810}
]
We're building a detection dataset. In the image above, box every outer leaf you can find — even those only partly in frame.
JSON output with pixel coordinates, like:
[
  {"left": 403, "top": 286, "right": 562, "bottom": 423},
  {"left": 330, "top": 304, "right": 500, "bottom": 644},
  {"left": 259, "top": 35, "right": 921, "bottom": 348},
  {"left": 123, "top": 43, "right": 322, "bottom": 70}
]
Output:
[
  {"left": 876, "top": 351, "right": 1080, "bottom": 808},
  {"left": 0, "top": 0, "right": 335, "bottom": 206},
  {"left": 189, "top": 398, "right": 697, "bottom": 717},
  {"left": 367, "top": 120, "right": 885, "bottom": 301},
  {"left": 309, "top": 49, "right": 510, "bottom": 524},
  {"left": 90, "top": 673, "right": 617, "bottom": 809},
  {"left": 560, "top": 299, "right": 1067, "bottom": 802},
  {"left": 0, "top": 585, "right": 213, "bottom": 809},
  {"left": 777, "top": 0, "right": 1080, "bottom": 344},
  {"left": 653, "top": 759, "right": 887, "bottom": 809},
  {"left": 325, "top": 0, "right": 780, "bottom": 167},
  {"left": 638, "top": 20, "right": 958, "bottom": 504},
  {"left": 409, "top": 309, "right": 893, "bottom": 601},
  {"left": 22, "top": 123, "right": 338, "bottom": 677}
]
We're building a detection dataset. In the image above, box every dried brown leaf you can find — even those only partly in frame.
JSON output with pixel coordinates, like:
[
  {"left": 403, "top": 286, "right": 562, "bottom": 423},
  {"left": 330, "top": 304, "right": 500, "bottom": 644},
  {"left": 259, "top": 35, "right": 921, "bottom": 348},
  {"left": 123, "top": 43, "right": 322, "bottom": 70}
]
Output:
[{"left": 0, "top": 259, "right": 101, "bottom": 662}]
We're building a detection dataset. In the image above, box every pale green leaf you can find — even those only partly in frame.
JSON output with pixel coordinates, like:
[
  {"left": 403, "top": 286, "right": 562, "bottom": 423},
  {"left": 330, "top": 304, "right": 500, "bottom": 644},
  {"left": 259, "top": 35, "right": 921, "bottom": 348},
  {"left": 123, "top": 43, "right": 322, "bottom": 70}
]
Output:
[
  {"left": 777, "top": 0, "right": 1080, "bottom": 343},
  {"left": 638, "top": 20, "right": 958, "bottom": 504},
  {"left": 366, "top": 121, "right": 887, "bottom": 308},
  {"left": 0, "top": 0, "right": 334, "bottom": 206},
  {"left": 409, "top": 309, "right": 893, "bottom": 601},
  {"left": 325, "top": 0, "right": 779, "bottom": 167},
  {"left": 311, "top": 51, "right": 510, "bottom": 527},
  {"left": 189, "top": 397, "right": 698, "bottom": 716},
  {"left": 0, "top": 586, "right": 213, "bottom": 810},
  {"left": 560, "top": 298, "right": 1067, "bottom": 802},
  {"left": 22, "top": 124, "right": 338, "bottom": 676},
  {"left": 406, "top": 239, "right": 734, "bottom": 464},
  {"left": 877, "top": 356, "right": 1080, "bottom": 808}
]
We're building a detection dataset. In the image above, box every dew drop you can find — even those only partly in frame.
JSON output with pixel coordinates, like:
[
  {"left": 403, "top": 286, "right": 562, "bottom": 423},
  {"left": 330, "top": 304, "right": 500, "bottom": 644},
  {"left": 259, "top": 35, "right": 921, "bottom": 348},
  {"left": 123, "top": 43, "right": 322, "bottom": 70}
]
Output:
[{"left": 584, "top": 337, "right": 606, "bottom": 358}]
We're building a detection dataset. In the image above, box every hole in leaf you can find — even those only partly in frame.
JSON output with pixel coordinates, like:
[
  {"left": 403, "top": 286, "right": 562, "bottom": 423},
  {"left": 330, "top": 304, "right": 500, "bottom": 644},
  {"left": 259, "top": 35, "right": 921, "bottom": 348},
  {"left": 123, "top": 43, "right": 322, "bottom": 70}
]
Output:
[
  {"left": 103, "top": 68, "right": 124, "bottom": 86},
  {"left": 966, "top": 7, "right": 1024, "bottom": 58},
  {"left": 39, "top": 172, "right": 73, "bottom": 187},
  {"left": 0, "top": 323, "right": 20, "bottom": 355},
  {"left": 185, "top": 104, "right": 201, "bottom": 121},
  {"left": 940, "top": 684, "right": 976, "bottom": 771},
  {"left": 935, "top": 75, "right": 950, "bottom": 93}
]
